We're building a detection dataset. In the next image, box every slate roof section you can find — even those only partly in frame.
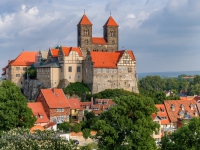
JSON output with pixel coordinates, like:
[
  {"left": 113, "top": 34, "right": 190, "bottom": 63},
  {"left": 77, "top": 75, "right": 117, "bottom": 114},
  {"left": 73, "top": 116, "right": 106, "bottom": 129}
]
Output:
[
  {"left": 38, "top": 60, "right": 60, "bottom": 68},
  {"left": 28, "top": 102, "right": 49, "bottom": 123},
  {"left": 40, "top": 88, "right": 70, "bottom": 108},
  {"left": 164, "top": 100, "right": 198, "bottom": 122}
]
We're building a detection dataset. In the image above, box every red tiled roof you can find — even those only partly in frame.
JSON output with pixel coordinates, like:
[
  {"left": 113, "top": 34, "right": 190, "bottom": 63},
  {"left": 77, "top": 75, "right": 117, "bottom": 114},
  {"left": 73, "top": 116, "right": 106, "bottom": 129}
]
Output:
[
  {"left": 61, "top": 46, "right": 82, "bottom": 57},
  {"left": 104, "top": 16, "right": 118, "bottom": 27},
  {"left": 41, "top": 88, "right": 70, "bottom": 108},
  {"left": 67, "top": 99, "right": 80, "bottom": 109},
  {"left": 28, "top": 102, "right": 49, "bottom": 124},
  {"left": 92, "top": 99, "right": 114, "bottom": 114},
  {"left": 43, "top": 122, "right": 56, "bottom": 128},
  {"left": 90, "top": 50, "right": 135, "bottom": 68},
  {"left": 30, "top": 125, "right": 44, "bottom": 133},
  {"left": 155, "top": 104, "right": 170, "bottom": 125},
  {"left": 180, "top": 96, "right": 195, "bottom": 100},
  {"left": 78, "top": 14, "right": 92, "bottom": 25},
  {"left": 10, "top": 52, "right": 37, "bottom": 66},
  {"left": 164, "top": 100, "right": 198, "bottom": 122},
  {"left": 92, "top": 37, "right": 107, "bottom": 45},
  {"left": 51, "top": 48, "right": 59, "bottom": 57}
]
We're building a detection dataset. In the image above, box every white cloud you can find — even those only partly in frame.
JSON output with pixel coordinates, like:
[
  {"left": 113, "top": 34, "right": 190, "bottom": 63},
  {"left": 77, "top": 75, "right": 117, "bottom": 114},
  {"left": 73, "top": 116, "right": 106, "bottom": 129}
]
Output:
[
  {"left": 28, "top": 7, "right": 39, "bottom": 15},
  {"left": 127, "top": 13, "right": 136, "bottom": 19}
]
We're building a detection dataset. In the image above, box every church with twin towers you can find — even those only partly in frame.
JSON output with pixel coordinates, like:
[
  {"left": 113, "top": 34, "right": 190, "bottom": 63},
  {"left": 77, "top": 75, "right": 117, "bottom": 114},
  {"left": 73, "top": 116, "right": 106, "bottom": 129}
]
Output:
[{"left": 77, "top": 13, "right": 119, "bottom": 57}]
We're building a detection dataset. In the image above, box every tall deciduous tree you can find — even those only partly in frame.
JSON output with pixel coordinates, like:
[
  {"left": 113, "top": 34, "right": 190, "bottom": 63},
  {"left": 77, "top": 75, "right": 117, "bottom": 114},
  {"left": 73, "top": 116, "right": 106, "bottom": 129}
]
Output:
[
  {"left": 160, "top": 117, "right": 200, "bottom": 150},
  {"left": 92, "top": 95, "right": 159, "bottom": 150},
  {"left": 0, "top": 80, "right": 36, "bottom": 131}
]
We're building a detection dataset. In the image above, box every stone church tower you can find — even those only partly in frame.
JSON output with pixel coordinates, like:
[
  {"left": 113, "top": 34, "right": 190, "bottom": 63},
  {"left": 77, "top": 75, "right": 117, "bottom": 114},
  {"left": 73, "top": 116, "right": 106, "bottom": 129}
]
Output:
[{"left": 77, "top": 14, "right": 119, "bottom": 58}]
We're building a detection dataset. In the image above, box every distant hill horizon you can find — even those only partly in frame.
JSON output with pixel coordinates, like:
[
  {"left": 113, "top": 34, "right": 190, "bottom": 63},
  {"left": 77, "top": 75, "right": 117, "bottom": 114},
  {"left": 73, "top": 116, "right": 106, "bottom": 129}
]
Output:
[{"left": 138, "top": 70, "right": 200, "bottom": 78}]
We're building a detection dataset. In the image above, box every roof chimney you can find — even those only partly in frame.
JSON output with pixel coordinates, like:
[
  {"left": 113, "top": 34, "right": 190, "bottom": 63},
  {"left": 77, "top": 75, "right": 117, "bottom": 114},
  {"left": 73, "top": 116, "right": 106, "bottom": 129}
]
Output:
[{"left": 52, "top": 88, "right": 55, "bottom": 94}]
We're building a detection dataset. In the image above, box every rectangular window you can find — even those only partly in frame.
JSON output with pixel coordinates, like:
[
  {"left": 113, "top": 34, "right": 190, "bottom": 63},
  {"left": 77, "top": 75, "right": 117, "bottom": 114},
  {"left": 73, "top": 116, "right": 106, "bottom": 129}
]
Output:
[
  {"left": 23, "top": 67, "right": 27, "bottom": 71},
  {"left": 109, "top": 69, "right": 112, "bottom": 73},
  {"left": 69, "top": 75, "right": 71, "bottom": 79},
  {"left": 16, "top": 67, "right": 20, "bottom": 70},
  {"left": 98, "top": 68, "right": 101, "bottom": 73},
  {"left": 68, "top": 66, "right": 72, "bottom": 72},
  {"left": 114, "top": 69, "right": 117, "bottom": 73},
  {"left": 77, "top": 66, "right": 81, "bottom": 72},
  {"left": 16, "top": 74, "right": 20, "bottom": 77},
  {"left": 48, "top": 75, "right": 49, "bottom": 78},
  {"left": 103, "top": 68, "right": 106, "bottom": 73}
]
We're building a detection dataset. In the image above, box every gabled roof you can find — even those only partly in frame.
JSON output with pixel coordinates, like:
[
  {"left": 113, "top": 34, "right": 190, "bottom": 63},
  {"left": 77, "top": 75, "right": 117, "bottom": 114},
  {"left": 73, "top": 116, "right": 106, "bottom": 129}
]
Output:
[
  {"left": 38, "top": 60, "right": 60, "bottom": 68},
  {"left": 28, "top": 102, "right": 49, "bottom": 123},
  {"left": 10, "top": 52, "right": 37, "bottom": 66},
  {"left": 67, "top": 99, "right": 80, "bottom": 109},
  {"left": 40, "top": 88, "right": 70, "bottom": 108},
  {"left": 164, "top": 100, "right": 198, "bottom": 122},
  {"left": 90, "top": 50, "right": 136, "bottom": 68},
  {"left": 92, "top": 37, "right": 107, "bottom": 45},
  {"left": 104, "top": 16, "right": 118, "bottom": 27},
  {"left": 92, "top": 99, "right": 114, "bottom": 115},
  {"left": 39, "top": 51, "right": 48, "bottom": 60},
  {"left": 78, "top": 14, "right": 92, "bottom": 25},
  {"left": 61, "top": 46, "right": 83, "bottom": 57},
  {"left": 51, "top": 48, "right": 59, "bottom": 57},
  {"left": 155, "top": 104, "right": 170, "bottom": 125}
]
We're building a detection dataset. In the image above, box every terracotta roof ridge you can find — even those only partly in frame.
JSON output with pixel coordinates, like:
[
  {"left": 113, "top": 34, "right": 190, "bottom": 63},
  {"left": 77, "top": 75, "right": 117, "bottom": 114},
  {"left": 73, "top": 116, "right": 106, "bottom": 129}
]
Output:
[
  {"left": 61, "top": 90, "right": 70, "bottom": 108},
  {"left": 78, "top": 14, "right": 92, "bottom": 25},
  {"left": 40, "top": 90, "right": 51, "bottom": 108}
]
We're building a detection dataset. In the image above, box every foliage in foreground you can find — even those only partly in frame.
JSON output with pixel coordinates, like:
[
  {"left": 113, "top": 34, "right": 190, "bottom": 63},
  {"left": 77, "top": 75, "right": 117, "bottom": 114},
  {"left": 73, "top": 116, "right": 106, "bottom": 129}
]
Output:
[
  {"left": 80, "top": 142, "right": 98, "bottom": 150},
  {"left": 160, "top": 117, "right": 200, "bottom": 150},
  {"left": 0, "top": 128, "right": 77, "bottom": 150},
  {"left": 0, "top": 80, "right": 36, "bottom": 132},
  {"left": 92, "top": 95, "right": 159, "bottom": 150},
  {"left": 63, "top": 82, "right": 90, "bottom": 99}
]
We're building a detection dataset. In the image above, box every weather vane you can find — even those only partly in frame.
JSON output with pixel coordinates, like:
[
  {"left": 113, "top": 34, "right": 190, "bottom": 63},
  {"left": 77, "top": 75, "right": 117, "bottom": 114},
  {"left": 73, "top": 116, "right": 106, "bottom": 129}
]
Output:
[
  {"left": 110, "top": 11, "right": 111, "bottom": 16},
  {"left": 84, "top": 9, "right": 85, "bottom": 14}
]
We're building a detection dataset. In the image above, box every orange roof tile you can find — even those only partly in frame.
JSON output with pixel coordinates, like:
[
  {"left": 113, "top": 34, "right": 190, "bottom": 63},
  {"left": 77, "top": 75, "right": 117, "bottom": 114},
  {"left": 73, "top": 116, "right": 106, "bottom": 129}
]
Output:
[
  {"left": 28, "top": 102, "right": 49, "bottom": 124},
  {"left": 10, "top": 52, "right": 37, "bottom": 66},
  {"left": 78, "top": 14, "right": 92, "bottom": 25},
  {"left": 92, "top": 37, "right": 107, "bottom": 45},
  {"left": 67, "top": 99, "right": 80, "bottom": 109},
  {"left": 30, "top": 125, "right": 44, "bottom": 133},
  {"left": 155, "top": 104, "right": 170, "bottom": 125},
  {"left": 43, "top": 122, "right": 56, "bottom": 128},
  {"left": 90, "top": 50, "right": 135, "bottom": 68},
  {"left": 61, "top": 46, "right": 82, "bottom": 57},
  {"left": 180, "top": 96, "right": 195, "bottom": 100},
  {"left": 164, "top": 100, "right": 198, "bottom": 122},
  {"left": 40, "top": 88, "right": 70, "bottom": 108},
  {"left": 51, "top": 48, "right": 59, "bottom": 57},
  {"left": 104, "top": 16, "right": 118, "bottom": 27}
]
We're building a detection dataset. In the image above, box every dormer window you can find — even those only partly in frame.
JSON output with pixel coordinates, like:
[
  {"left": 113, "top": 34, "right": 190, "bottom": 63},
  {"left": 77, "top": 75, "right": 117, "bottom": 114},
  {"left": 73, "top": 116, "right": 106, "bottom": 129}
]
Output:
[
  {"left": 171, "top": 104, "right": 175, "bottom": 111},
  {"left": 190, "top": 104, "right": 194, "bottom": 110},
  {"left": 161, "top": 108, "right": 164, "bottom": 112},
  {"left": 98, "top": 101, "right": 102, "bottom": 104},
  {"left": 194, "top": 111, "right": 198, "bottom": 116},
  {"left": 179, "top": 110, "right": 184, "bottom": 118},
  {"left": 40, "top": 115, "right": 43, "bottom": 119},
  {"left": 103, "top": 101, "right": 108, "bottom": 105},
  {"left": 180, "top": 104, "right": 185, "bottom": 110},
  {"left": 93, "top": 108, "right": 99, "bottom": 110}
]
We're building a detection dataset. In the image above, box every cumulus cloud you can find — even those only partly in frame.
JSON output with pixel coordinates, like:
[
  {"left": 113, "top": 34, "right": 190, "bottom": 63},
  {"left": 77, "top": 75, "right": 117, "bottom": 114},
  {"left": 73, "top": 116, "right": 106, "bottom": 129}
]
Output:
[{"left": 127, "top": 13, "right": 136, "bottom": 19}]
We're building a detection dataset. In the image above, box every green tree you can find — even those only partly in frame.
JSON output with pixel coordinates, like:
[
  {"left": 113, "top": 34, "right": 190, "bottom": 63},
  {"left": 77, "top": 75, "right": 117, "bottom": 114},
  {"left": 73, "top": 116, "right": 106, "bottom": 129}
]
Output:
[
  {"left": 63, "top": 82, "right": 90, "bottom": 100},
  {"left": 80, "top": 143, "right": 98, "bottom": 150},
  {"left": 83, "top": 111, "right": 98, "bottom": 129},
  {"left": 189, "top": 83, "right": 200, "bottom": 95},
  {"left": 92, "top": 95, "right": 159, "bottom": 150},
  {"left": 193, "top": 75, "right": 200, "bottom": 85},
  {"left": 82, "top": 128, "right": 91, "bottom": 141},
  {"left": 72, "top": 123, "right": 82, "bottom": 133},
  {"left": 24, "top": 66, "right": 37, "bottom": 79},
  {"left": 160, "top": 117, "right": 200, "bottom": 150},
  {"left": 0, "top": 80, "right": 36, "bottom": 132},
  {"left": 57, "top": 122, "right": 71, "bottom": 132},
  {"left": 0, "top": 128, "right": 77, "bottom": 150}
]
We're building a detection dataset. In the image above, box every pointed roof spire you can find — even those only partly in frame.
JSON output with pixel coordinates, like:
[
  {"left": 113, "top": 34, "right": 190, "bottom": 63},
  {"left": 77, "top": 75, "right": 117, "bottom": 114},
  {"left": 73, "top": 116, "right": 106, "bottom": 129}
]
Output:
[
  {"left": 104, "top": 16, "right": 118, "bottom": 27},
  {"left": 78, "top": 14, "right": 92, "bottom": 25}
]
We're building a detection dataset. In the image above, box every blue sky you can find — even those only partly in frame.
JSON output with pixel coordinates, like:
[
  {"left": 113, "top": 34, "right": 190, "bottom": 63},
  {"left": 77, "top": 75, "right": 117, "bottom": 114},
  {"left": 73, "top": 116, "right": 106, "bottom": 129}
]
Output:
[{"left": 0, "top": 0, "right": 200, "bottom": 73}]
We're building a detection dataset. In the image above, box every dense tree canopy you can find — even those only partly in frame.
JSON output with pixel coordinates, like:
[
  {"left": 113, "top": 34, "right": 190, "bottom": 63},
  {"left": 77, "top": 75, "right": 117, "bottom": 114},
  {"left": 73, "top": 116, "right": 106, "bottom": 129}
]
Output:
[
  {"left": 0, "top": 128, "right": 77, "bottom": 150},
  {"left": 160, "top": 117, "right": 200, "bottom": 150},
  {"left": 92, "top": 95, "right": 159, "bottom": 150},
  {"left": 63, "top": 82, "right": 90, "bottom": 100},
  {"left": 24, "top": 66, "right": 37, "bottom": 79},
  {"left": 0, "top": 80, "right": 36, "bottom": 132}
]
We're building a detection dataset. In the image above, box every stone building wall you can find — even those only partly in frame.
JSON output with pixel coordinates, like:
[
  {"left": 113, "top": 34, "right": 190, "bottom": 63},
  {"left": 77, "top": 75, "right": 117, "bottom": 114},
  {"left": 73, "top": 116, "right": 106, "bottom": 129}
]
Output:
[{"left": 9, "top": 66, "right": 28, "bottom": 88}]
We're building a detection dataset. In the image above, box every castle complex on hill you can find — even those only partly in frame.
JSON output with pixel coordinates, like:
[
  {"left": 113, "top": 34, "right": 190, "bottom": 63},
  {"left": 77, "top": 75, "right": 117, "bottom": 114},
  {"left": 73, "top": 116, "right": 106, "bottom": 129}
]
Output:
[{"left": 2, "top": 14, "right": 139, "bottom": 97}]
